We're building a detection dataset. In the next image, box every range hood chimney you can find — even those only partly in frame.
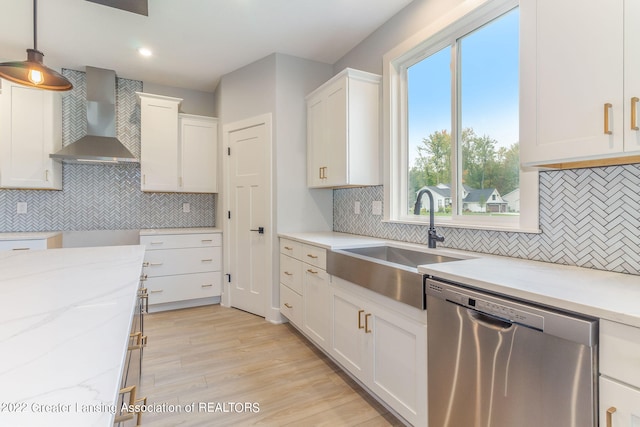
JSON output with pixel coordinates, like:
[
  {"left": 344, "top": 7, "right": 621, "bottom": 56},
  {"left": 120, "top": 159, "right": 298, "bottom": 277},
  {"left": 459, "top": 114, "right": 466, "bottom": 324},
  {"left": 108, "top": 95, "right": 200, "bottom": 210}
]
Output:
[{"left": 50, "top": 66, "right": 138, "bottom": 164}]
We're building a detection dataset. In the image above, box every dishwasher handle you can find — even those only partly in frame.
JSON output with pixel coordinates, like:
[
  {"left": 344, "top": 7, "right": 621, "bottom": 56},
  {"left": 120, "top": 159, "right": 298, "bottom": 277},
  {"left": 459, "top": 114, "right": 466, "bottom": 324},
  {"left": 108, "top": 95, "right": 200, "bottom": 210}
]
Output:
[{"left": 468, "top": 309, "right": 513, "bottom": 331}]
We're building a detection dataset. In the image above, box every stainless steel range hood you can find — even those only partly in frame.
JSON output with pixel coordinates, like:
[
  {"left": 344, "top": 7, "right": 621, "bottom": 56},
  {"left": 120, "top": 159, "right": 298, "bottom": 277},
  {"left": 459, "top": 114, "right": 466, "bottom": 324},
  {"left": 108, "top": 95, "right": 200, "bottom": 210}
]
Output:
[{"left": 50, "top": 66, "right": 138, "bottom": 164}]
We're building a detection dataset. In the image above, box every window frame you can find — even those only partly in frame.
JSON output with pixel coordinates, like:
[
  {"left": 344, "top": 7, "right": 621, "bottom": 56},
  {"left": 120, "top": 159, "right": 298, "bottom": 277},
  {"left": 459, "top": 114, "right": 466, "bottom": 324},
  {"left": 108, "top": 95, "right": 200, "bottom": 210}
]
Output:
[{"left": 382, "top": 0, "right": 539, "bottom": 233}]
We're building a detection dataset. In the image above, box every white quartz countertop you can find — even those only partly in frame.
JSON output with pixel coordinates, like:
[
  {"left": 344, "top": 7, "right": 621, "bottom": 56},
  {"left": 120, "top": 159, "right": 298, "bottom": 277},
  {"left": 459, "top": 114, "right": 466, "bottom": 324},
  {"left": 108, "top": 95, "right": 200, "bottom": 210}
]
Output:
[
  {"left": 139, "top": 227, "right": 221, "bottom": 236},
  {"left": 279, "top": 231, "right": 640, "bottom": 328},
  {"left": 0, "top": 231, "right": 62, "bottom": 241},
  {"left": 0, "top": 245, "right": 146, "bottom": 426}
]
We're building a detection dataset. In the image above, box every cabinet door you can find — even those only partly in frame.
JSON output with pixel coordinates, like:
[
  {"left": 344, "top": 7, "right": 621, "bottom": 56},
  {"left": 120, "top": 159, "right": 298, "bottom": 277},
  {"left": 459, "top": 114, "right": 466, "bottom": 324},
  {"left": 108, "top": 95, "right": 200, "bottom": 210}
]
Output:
[
  {"left": 600, "top": 377, "right": 640, "bottom": 427},
  {"left": 140, "top": 96, "right": 180, "bottom": 192},
  {"left": 307, "top": 94, "right": 326, "bottom": 187},
  {"left": 330, "top": 289, "right": 368, "bottom": 380},
  {"left": 369, "top": 305, "right": 427, "bottom": 426},
  {"left": 324, "top": 78, "right": 348, "bottom": 187},
  {"left": 302, "top": 264, "right": 330, "bottom": 350},
  {"left": 180, "top": 115, "right": 218, "bottom": 193},
  {"left": 521, "top": 0, "right": 624, "bottom": 165},
  {"left": 0, "top": 80, "right": 62, "bottom": 189},
  {"left": 625, "top": 0, "right": 640, "bottom": 153}
]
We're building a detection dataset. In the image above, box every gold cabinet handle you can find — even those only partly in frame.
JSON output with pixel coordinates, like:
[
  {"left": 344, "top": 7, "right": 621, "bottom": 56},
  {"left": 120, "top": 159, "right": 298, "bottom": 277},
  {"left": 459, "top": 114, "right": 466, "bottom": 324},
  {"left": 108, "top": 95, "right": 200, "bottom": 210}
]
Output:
[
  {"left": 150, "top": 289, "right": 163, "bottom": 293},
  {"left": 364, "top": 313, "right": 372, "bottom": 333},
  {"left": 11, "top": 247, "right": 30, "bottom": 251},
  {"left": 284, "top": 246, "right": 293, "bottom": 251},
  {"left": 604, "top": 103, "right": 613, "bottom": 135},
  {"left": 306, "top": 269, "right": 318, "bottom": 274},
  {"left": 319, "top": 167, "right": 323, "bottom": 179},
  {"left": 606, "top": 406, "right": 617, "bottom": 427},
  {"left": 201, "top": 259, "right": 213, "bottom": 262},
  {"left": 201, "top": 284, "right": 213, "bottom": 288},
  {"left": 632, "top": 97, "right": 639, "bottom": 131},
  {"left": 201, "top": 239, "right": 213, "bottom": 243},
  {"left": 357, "top": 309, "right": 365, "bottom": 329},
  {"left": 128, "top": 332, "right": 146, "bottom": 351},
  {"left": 148, "top": 262, "right": 163, "bottom": 266},
  {"left": 115, "top": 385, "right": 146, "bottom": 426},
  {"left": 306, "top": 254, "right": 318, "bottom": 259},
  {"left": 284, "top": 303, "right": 293, "bottom": 309},
  {"left": 283, "top": 271, "right": 293, "bottom": 276}
]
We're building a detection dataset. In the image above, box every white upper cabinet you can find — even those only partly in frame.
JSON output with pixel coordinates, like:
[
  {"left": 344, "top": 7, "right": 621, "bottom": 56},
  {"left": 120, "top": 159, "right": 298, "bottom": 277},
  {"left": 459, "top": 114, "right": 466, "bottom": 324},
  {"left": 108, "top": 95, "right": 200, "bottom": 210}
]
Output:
[
  {"left": 179, "top": 114, "right": 218, "bottom": 193},
  {"left": 0, "top": 79, "right": 62, "bottom": 190},
  {"left": 306, "top": 68, "right": 381, "bottom": 188},
  {"left": 138, "top": 93, "right": 218, "bottom": 193},
  {"left": 520, "top": 0, "right": 640, "bottom": 168}
]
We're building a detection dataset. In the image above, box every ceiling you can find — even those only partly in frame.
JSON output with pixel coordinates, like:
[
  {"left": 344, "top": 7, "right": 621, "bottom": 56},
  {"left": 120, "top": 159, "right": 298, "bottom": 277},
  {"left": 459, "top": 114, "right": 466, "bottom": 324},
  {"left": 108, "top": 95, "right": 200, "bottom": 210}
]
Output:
[{"left": 0, "top": 0, "right": 414, "bottom": 93}]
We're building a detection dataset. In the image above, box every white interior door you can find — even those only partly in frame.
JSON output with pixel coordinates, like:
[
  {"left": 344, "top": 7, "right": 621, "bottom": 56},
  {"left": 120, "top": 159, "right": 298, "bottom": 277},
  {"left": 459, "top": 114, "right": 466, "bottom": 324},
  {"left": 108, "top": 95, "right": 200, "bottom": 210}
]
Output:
[{"left": 226, "top": 118, "right": 270, "bottom": 316}]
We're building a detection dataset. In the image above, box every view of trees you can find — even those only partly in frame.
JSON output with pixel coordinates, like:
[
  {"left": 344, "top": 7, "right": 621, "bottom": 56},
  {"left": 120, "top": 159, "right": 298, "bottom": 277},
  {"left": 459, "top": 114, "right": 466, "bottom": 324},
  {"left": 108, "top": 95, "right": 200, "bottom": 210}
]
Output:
[{"left": 408, "top": 128, "right": 519, "bottom": 199}]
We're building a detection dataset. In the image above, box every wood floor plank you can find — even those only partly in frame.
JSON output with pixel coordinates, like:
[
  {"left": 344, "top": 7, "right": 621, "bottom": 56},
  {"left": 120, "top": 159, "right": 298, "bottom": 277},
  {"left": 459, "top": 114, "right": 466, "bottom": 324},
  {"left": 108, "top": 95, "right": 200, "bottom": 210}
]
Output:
[{"left": 139, "top": 305, "right": 404, "bottom": 426}]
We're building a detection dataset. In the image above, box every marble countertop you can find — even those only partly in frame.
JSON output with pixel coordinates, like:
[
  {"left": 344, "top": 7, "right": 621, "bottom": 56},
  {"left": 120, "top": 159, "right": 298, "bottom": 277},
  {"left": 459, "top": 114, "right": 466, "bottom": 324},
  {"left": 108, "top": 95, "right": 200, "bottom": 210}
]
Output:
[
  {"left": 0, "top": 245, "right": 146, "bottom": 426},
  {"left": 139, "top": 227, "right": 221, "bottom": 236},
  {"left": 279, "top": 231, "right": 640, "bottom": 328},
  {"left": 0, "top": 232, "right": 62, "bottom": 241}
]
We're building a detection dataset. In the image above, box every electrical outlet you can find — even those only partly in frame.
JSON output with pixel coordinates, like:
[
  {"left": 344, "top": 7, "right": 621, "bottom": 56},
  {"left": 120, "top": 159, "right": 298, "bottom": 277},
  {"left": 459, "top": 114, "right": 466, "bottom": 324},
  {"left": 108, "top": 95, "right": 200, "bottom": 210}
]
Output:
[
  {"left": 372, "top": 201, "right": 382, "bottom": 216},
  {"left": 16, "top": 202, "right": 27, "bottom": 214},
  {"left": 182, "top": 202, "right": 190, "bottom": 213},
  {"left": 354, "top": 201, "right": 361, "bottom": 215}
]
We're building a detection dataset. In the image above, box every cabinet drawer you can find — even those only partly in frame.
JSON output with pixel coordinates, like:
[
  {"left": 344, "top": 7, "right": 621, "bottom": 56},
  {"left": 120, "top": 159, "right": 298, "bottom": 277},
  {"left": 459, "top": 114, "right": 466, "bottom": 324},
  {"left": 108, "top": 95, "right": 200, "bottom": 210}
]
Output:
[
  {"left": 302, "top": 244, "right": 326, "bottom": 270},
  {"left": 601, "top": 319, "right": 640, "bottom": 388},
  {"left": 600, "top": 376, "right": 640, "bottom": 427},
  {"left": 140, "top": 233, "right": 221, "bottom": 250},
  {"left": 144, "top": 247, "right": 221, "bottom": 277},
  {"left": 0, "top": 239, "right": 47, "bottom": 251},
  {"left": 147, "top": 272, "right": 221, "bottom": 305},
  {"left": 280, "top": 238, "right": 303, "bottom": 259},
  {"left": 280, "top": 283, "right": 302, "bottom": 327},
  {"left": 280, "top": 253, "right": 303, "bottom": 294}
]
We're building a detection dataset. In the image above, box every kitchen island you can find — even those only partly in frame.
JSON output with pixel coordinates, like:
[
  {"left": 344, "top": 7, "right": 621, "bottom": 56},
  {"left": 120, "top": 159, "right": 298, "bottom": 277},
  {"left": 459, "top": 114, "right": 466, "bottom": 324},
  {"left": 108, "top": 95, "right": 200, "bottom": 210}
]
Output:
[{"left": 0, "top": 245, "right": 146, "bottom": 426}]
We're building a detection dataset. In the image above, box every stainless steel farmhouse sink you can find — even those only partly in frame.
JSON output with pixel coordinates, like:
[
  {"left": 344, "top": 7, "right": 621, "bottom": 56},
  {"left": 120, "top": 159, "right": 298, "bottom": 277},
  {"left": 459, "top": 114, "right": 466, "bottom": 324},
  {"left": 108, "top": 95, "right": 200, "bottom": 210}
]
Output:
[{"left": 327, "top": 245, "right": 465, "bottom": 310}]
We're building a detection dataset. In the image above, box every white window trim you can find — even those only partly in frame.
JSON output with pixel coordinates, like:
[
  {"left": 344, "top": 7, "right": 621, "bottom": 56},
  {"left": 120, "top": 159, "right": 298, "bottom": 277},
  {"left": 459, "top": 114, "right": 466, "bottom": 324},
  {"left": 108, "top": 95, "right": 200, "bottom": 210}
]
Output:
[{"left": 382, "top": 0, "right": 540, "bottom": 233}]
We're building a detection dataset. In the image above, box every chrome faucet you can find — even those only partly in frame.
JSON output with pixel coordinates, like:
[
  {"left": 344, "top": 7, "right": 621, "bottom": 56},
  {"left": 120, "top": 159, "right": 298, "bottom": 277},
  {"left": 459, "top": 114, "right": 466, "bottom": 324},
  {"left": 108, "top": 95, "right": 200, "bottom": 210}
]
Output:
[{"left": 413, "top": 188, "right": 445, "bottom": 249}]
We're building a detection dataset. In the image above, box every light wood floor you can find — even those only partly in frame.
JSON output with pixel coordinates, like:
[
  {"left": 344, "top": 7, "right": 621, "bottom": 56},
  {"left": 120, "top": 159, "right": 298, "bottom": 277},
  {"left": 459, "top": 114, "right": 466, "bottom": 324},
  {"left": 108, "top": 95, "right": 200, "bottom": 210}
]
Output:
[{"left": 139, "top": 305, "right": 404, "bottom": 427}]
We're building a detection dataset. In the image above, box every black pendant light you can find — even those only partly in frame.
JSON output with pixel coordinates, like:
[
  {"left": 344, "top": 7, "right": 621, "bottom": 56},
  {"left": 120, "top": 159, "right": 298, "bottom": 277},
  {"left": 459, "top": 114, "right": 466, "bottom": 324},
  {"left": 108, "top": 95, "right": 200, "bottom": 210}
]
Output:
[{"left": 0, "top": 0, "right": 73, "bottom": 91}]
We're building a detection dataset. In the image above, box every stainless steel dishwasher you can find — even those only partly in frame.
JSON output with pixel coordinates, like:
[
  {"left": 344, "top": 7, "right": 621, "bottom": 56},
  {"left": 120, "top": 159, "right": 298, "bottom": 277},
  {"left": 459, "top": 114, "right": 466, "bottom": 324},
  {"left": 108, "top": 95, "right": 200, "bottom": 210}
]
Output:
[{"left": 425, "top": 277, "right": 598, "bottom": 427}]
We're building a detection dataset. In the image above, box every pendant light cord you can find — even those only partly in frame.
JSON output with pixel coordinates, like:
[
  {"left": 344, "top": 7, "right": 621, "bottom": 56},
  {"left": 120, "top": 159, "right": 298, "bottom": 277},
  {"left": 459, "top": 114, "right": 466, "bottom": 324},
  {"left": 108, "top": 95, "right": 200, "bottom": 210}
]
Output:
[{"left": 33, "top": 0, "right": 38, "bottom": 51}]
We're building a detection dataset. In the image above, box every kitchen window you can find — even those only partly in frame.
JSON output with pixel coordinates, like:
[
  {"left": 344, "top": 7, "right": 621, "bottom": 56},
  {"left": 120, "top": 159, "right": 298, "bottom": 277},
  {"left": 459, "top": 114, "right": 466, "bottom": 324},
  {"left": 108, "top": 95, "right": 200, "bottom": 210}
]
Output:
[{"left": 383, "top": 0, "right": 539, "bottom": 232}]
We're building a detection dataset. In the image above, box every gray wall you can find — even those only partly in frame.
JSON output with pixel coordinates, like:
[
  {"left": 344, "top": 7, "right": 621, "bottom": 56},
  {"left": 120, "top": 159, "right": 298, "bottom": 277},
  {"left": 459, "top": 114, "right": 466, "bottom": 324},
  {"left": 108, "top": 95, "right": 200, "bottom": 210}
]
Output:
[
  {"left": 330, "top": 0, "right": 640, "bottom": 275},
  {"left": 0, "top": 69, "right": 215, "bottom": 235},
  {"left": 142, "top": 82, "right": 215, "bottom": 116}
]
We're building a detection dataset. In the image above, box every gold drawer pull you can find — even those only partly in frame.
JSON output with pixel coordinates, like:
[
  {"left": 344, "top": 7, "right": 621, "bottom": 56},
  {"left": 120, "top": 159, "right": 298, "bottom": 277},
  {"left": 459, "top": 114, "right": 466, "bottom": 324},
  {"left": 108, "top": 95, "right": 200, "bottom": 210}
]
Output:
[
  {"left": 604, "top": 102, "right": 613, "bottom": 135},
  {"left": 201, "top": 284, "right": 213, "bottom": 288},
  {"left": 148, "top": 262, "right": 163, "bottom": 266},
  {"left": 149, "top": 241, "right": 164, "bottom": 245},
  {"left": 284, "top": 246, "right": 293, "bottom": 251},
  {"left": 201, "top": 239, "right": 213, "bottom": 243},
  {"left": 150, "top": 289, "right": 163, "bottom": 293},
  {"left": 606, "top": 407, "right": 616, "bottom": 427},
  {"left": 358, "top": 309, "right": 365, "bottom": 329},
  {"left": 306, "top": 254, "right": 318, "bottom": 259},
  {"left": 284, "top": 303, "right": 293, "bottom": 309},
  {"left": 632, "top": 97, "right": 639, "bottom": 131},
  {"left": 364, "top": 313, "right": 372, "bottom": 333},
  {"left": 11, "top": 247, "right": 30, "bottom": 251},
  {"left": 306, "top": 269, "right": 318, "bottom": 274},
  {"left": 201, "top": 258, "right": 213, "bottom": 262},
  {"left": 128, "top": 332, "right": 144, "bottom": 351},
  {"left": 283, "top": 271, "right": 293, "bottom": 276}
]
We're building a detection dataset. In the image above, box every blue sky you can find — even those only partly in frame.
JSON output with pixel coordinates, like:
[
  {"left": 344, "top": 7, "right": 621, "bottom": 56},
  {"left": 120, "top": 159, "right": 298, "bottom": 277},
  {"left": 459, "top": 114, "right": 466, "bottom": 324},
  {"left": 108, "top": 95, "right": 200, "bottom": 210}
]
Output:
[{"left": 407, "top": 7, "right": 519, "bottom": 165}]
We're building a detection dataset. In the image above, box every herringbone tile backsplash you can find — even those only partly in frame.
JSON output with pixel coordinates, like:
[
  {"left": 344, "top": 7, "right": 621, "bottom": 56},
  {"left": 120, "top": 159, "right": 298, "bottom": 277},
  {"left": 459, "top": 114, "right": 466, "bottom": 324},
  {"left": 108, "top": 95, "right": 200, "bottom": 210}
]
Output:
[
  {"left": 334, "top": 165, "right": 640, "bottom": 275},
  {"left": 0, "top": 69, "right": 215, "bottom": 232}
]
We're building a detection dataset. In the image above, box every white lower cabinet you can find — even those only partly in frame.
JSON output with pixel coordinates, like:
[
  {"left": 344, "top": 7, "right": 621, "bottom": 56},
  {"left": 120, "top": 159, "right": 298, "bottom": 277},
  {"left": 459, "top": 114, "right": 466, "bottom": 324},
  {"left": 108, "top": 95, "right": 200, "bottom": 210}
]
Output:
[
  {"left": 278, "top": 237, "right": 427, "bottom": 426},
  {"left": 600, "top": 319, "right": 640, "bottom": 427},
  {"left": 140, "top": 231, "right": 222, "bottom": 312},
  {"left": 330, "top": 286, "right": 427, "bottom": 426},
  {"left": 0, "top": 233, "right": 62, "bottom": 251}
]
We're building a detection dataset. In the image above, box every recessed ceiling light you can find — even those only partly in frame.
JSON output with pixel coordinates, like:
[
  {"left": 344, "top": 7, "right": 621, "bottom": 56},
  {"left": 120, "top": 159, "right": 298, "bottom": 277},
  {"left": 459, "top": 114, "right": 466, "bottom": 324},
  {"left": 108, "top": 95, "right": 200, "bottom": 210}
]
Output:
[{"left": 138, "top": 47, "right": 152, "bottom": 57}]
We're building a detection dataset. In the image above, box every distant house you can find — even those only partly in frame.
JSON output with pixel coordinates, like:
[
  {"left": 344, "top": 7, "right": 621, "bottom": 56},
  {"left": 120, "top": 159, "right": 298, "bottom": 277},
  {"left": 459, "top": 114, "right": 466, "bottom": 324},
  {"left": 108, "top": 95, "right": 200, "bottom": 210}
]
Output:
[
  {"left": 415, "top": 184, "right": 508, "bottom": 213},
  {"left": 502, "top": 188, "right": 520, "bottom": 212}
]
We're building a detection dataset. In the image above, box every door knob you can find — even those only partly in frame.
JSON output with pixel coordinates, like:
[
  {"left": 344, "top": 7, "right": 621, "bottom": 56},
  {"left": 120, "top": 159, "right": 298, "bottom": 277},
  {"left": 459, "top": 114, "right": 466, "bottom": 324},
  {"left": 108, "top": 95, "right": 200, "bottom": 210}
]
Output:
[{"left": 250, "top": 227, "right": 265, "bottom": 234}]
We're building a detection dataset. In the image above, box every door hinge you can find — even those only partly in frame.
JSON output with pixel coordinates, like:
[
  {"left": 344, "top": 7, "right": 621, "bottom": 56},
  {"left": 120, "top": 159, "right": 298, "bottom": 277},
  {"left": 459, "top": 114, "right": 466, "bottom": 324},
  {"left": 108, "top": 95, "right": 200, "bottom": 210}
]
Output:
[
  {"left": 227, "top": 211, "right": 231, "bottom": 219},
  {"left": 225, "top": 273, "right": 231, "bottom": 283},
  {"left": 227, "top": 147, "right": 231, "bottom": 156}
]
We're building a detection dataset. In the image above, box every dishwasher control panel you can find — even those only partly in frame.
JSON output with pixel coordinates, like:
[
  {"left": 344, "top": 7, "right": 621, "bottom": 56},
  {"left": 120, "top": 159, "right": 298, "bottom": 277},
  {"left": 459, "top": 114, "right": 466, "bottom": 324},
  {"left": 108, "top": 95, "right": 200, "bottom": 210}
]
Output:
[{"left": 426, "top": 278, "right": 544, "bottom": 330}]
